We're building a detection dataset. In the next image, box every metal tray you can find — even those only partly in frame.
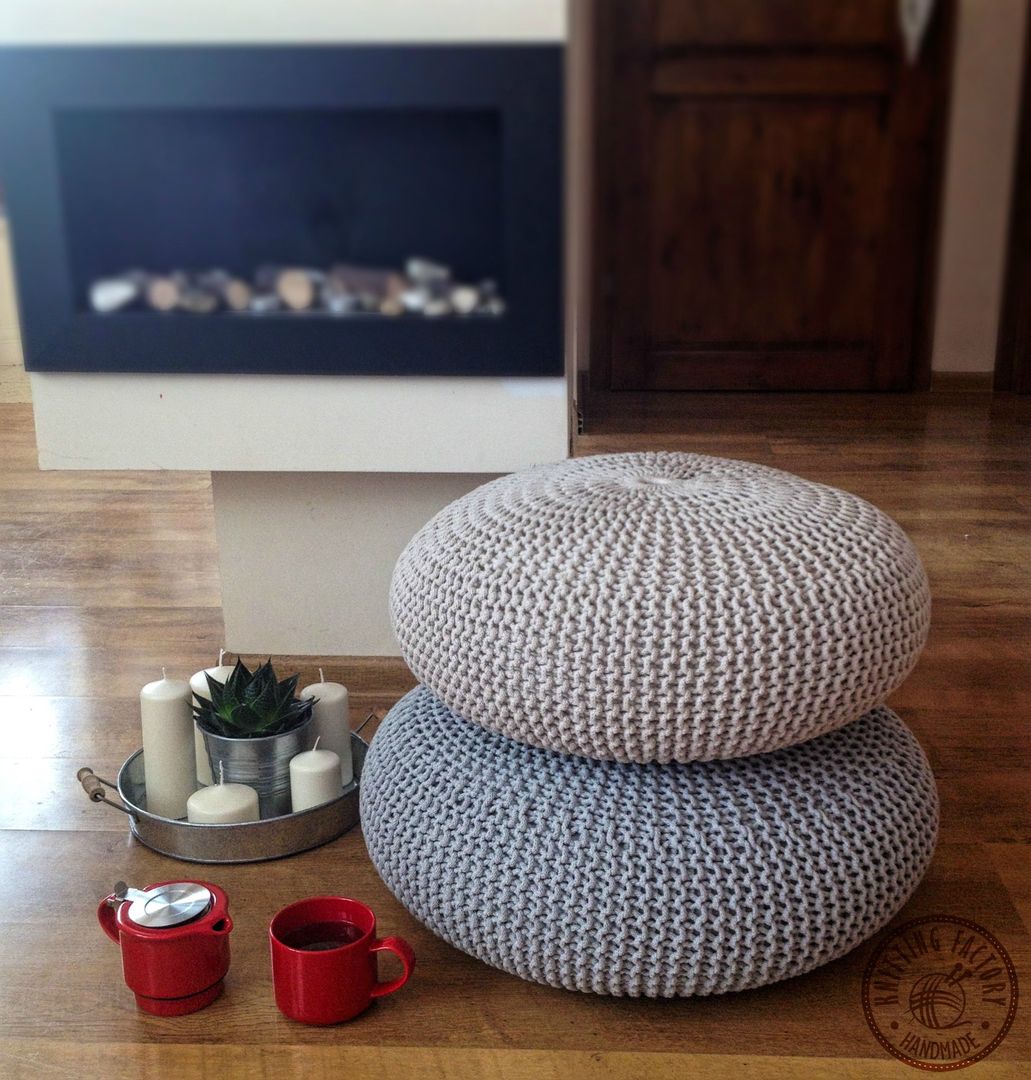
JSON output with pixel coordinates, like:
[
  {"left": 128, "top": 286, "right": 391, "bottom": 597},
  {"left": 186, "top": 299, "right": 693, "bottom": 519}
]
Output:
[{"left": 77, "top": 732, "right": 367, "bottom": 864}]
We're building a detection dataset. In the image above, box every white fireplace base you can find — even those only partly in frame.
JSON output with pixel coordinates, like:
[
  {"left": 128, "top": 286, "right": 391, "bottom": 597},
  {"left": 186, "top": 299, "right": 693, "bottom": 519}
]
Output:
[{"left": 213, "top": 471, "right": 493, "bottom": 656}]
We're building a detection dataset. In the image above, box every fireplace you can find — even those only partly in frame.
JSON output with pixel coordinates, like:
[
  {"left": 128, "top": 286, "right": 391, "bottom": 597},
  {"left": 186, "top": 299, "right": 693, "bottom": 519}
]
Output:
[{"left": 0, "top": 46, "right": 562, "bottom": 376}]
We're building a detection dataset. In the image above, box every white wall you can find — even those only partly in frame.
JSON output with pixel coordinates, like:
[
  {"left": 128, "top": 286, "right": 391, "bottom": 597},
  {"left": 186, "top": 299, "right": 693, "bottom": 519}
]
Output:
[
  {"left": 932, "top": 0, "right": 1028, "bottom": 373},
  {"left": 0, "top": 1, "right": 565, "bottom": 43},
  {"left": 0, "top": 221, "right": 30, "bottom": 403}
]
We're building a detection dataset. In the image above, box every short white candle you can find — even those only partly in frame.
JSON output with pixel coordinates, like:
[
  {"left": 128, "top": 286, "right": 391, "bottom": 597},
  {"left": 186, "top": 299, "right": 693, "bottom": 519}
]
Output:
[
  {"left": 189, "top": 650, "right": 236, "bottom": 786},
  {"left": 187, "top": 765, "right": 260, "bottom": 824},
  {"left": 140, "top": 670, "right": 196, "bottom": 820},
  {"left": 300, "top": 670, "right": 353, "bottom": 787},
  {"left": 290, "top": 739, "right": 344, "bottom": 813}
]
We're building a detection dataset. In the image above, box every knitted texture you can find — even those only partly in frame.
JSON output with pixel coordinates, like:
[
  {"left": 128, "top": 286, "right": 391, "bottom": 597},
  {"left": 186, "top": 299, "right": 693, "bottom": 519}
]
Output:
[
  {"left": 390, "top": 452, "right": 931, "bottom": 762},
  {"left": 361, "top": 686, "right": 939, "bottom": 998}
]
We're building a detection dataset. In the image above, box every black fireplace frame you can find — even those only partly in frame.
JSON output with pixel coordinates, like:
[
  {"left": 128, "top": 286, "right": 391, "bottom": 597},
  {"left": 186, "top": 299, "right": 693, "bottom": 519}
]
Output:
[{"left": 0, "top": 46, "right": 563, "bottom": 377}]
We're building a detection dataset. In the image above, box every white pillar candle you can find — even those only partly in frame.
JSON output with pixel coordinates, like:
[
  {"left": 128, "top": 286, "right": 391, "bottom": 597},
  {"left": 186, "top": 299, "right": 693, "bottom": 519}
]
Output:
[
  {"left": 189, "top": 650, "right": 236, "bottom": 786},
  {"left": 140, "top": 670, "right": 196, "bottom": 820},
  {"left": 186, "top": 770, "right": 260, "bottom": 824},
  {"left": 290, "top": 740, "right": 344, "bottom": 813},
  {"left": 300, "top": 669, "right": 353, "bottom": 787}
]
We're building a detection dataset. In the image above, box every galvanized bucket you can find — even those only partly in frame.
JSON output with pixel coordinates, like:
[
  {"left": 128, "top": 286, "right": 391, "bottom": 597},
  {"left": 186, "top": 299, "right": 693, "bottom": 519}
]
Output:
[{"left": 201, "top": 715, "right": 316, "bottom": 818}]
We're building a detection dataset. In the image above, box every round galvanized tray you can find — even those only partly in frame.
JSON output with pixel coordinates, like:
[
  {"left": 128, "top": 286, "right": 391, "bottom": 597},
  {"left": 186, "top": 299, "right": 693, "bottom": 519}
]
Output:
[{"left": 77, "top": 732, "right": 366, "bottom": 864}]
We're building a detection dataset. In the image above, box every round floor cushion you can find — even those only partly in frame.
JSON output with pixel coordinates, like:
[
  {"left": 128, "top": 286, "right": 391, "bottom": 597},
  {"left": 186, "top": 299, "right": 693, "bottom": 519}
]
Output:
[
  {"left": 364, "top": 686, "right": 941, "bottom": 997},
  {"left": 362, "top": 687, "right": 938, "bottom": 997},
  {"left": 391, "top": 452, "right": 930, "bottom": 762}
]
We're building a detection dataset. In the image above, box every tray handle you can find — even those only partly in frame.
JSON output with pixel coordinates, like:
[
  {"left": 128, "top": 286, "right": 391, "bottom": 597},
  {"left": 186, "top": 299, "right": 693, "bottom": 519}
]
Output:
[{"left": 77, "top": 767, "right": 135, "bottom": 817}]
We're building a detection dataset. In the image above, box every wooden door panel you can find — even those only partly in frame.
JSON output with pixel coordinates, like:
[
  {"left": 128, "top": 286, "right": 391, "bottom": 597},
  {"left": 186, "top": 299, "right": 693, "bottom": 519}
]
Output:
[
  {"left": 595, "top": 0, "right": 952, "bottom": 392},
  {"left": 642, "top": 348, "right": 874, "bottom": 391},
  {"left": 647, "top": 100, "right": 887, "bottom": 349},
  {"left": 651, "top": 54, "right": 893, "bottom": 97},
  {"left": 653, "top": 0, "right": 896, "bottom": 49}
]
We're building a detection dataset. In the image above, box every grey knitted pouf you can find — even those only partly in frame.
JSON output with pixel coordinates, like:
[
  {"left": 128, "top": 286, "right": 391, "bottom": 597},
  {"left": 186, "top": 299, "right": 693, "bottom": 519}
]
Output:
[
  {"left": 391, "top": 452, "right": 930, "bottom": 763},
  {"left": 361, "top": 686, "right": 938, "bottom": 998}
]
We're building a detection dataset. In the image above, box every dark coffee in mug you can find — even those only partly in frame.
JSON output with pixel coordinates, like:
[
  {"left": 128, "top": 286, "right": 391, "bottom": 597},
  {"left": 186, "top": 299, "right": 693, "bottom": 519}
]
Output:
[{"left": 280, "top": 920, "right": 363, "bottom": 951}]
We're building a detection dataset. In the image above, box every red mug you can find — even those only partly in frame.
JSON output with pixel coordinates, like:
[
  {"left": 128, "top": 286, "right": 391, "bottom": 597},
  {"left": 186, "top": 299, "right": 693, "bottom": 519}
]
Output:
[{"left": 269, "top": 896, "right": 414, "bottom": 1024}]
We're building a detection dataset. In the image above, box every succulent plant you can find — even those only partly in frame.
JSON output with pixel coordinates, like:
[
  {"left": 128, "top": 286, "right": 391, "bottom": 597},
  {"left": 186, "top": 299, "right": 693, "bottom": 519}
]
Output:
[{"left": 193, "top": 658, "right": 315, "bottom": 739}]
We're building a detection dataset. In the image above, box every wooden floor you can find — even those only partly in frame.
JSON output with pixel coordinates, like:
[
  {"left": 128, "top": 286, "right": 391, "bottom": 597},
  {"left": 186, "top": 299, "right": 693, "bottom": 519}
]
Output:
[{"left": 1, "top": 391, "right": 1028, "bottom": 1078}]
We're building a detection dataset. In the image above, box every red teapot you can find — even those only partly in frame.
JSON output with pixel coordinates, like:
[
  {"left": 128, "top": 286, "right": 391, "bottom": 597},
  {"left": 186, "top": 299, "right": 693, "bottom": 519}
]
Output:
[{"left": 98, "top": 880, "right": 233, "bottom": 1015}]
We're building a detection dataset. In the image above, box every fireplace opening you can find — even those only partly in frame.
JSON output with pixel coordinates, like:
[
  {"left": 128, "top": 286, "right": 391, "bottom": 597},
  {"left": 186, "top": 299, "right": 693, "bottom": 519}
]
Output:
[
  {"left": 58, "top": 107, "right": 507, "bottom": 319},
  {"left": 0, "top": 45, "right": 562, "bottom": 377}
]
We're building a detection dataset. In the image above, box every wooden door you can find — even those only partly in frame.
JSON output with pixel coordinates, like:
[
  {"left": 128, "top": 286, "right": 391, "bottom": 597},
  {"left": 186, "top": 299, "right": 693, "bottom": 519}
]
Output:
[{"left": 593, "top": 0, "right": 953, "bottom": 391}]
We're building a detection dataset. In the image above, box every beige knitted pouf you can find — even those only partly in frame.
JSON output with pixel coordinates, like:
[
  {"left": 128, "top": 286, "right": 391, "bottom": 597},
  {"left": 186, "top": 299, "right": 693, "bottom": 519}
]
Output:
[{"left": 390, "top": 452, "right": 930, "bottom": 762}]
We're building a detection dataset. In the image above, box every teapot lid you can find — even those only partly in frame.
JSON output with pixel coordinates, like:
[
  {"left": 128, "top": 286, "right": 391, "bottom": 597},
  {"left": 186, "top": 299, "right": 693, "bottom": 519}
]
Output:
[{"left": 121, "top": 882, "right": 213, "bottom": 928}]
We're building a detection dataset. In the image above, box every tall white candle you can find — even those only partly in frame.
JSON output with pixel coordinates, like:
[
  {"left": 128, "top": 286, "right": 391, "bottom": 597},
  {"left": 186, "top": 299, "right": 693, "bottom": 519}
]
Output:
[
  {"left": 300, "top": 669, "right": 353, "bottom": 787},
  {"left": 189, "top": 650, "right": 236, "bottom": 786},
  {"left": 290, "top": 740, "right": 344, "bottom": 812},
  {"left": 186, "top": 765, "right": 260, "bottom": 824},
  {"left": 140, "top": 670, "right": 196, "bottom": 820}
]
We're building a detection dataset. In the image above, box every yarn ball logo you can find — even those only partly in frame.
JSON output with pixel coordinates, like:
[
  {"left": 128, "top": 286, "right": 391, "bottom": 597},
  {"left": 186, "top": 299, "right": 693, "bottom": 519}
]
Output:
[
  {"left": 909, "top": 971, "right": 967, "bottom": 1030},
  {"left": 863, "top": 915, "right": 1018, "bottom": 1070}
]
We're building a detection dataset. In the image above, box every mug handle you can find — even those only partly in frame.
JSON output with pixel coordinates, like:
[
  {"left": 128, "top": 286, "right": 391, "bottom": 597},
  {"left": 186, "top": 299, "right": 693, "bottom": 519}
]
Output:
[{"left": 369, "top": 935, "right": 415, "bottom": 998}]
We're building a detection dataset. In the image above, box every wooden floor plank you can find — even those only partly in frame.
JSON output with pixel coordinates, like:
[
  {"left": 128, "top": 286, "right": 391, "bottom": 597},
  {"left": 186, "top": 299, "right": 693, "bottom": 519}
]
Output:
[{"left": 3, "top": 1043, "right": 1026, "bottom": 1080}]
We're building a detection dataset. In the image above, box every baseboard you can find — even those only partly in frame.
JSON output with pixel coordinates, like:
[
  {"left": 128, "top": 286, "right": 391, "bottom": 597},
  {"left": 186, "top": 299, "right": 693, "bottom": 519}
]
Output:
[{"left": 930, "top": 371, "right": 995, "bottom": 392}]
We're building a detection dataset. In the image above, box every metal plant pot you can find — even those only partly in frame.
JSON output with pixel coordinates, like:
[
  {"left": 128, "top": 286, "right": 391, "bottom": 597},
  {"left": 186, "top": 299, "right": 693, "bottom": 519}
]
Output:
[{"left": 201, "top": 714, "right": 316, "bottom": 818}]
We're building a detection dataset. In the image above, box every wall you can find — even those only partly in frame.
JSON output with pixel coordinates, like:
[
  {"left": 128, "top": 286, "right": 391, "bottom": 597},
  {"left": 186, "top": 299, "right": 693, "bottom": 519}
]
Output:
[
  {"left": 933, "top": 0, "right": 1029, "bottom": 373},
  {"left": 0, "top": 1, "right": 564, "bottom": 43},
  {"left": 0, "top": 221, "right": 30, "bottom": 403}
]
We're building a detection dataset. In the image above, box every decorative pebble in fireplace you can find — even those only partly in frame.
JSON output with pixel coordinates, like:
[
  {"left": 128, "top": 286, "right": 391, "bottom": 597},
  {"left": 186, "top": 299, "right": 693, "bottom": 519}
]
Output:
[{"left": 88, "top": 258, "right": 506, "bottom": 319}]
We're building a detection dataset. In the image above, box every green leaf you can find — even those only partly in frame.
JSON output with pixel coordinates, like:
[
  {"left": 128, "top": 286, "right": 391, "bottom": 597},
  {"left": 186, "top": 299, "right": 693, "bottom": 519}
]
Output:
[
  {"left": 224, "top": 658, "right": 252, "bottom": 700},
  {"left": 248, "top": 677, "right": 279, "bottom": 717},
  {"left": 202, "top": 670, "right": 227, "bottom": 709}
]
